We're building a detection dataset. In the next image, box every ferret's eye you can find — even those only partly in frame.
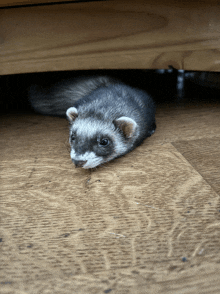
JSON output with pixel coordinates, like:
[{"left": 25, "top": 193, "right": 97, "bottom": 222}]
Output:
[
  {"left": 71, "top": 134, "right": 75, "bottom": 141},
  {"left": 99, "top": 138, "right": 109, "bottom": 146}
]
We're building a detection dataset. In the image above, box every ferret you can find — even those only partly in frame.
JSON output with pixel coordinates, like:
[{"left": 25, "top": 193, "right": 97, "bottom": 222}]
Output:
[{"left": 29, "top": 76, "right": 156, "bottom": 169}]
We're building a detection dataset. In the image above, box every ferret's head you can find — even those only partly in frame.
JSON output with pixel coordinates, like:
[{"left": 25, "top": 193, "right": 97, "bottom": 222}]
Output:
[{"left": 66, "top": 107, "right": 138, "bottom": 169}]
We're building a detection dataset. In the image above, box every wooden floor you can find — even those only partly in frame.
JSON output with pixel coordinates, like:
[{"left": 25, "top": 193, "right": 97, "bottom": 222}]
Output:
[{"left": 1, "top": 102, "right": 220, "bottom": 294}]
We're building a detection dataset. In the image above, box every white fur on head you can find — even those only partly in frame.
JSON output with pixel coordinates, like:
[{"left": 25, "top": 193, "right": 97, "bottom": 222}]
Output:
[
  {"left": 114, "top": 116, "right": 137, "bottom": 138},
  {"left": 66, "top": 107, "right": 78, "bottom": 122}
]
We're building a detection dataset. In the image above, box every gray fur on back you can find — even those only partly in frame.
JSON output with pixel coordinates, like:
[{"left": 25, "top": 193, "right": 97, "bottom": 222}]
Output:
[
  {"left": 74, "top": 82, "right": 156, "bottom": 144},
  {"left": 29, "top": 76, "right": 115, "bottom": 116}
]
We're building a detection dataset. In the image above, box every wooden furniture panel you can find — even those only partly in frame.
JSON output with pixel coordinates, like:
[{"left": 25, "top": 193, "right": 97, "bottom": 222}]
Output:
[{"left": 0, "top": 0, "right": 220, "bottom": 75}]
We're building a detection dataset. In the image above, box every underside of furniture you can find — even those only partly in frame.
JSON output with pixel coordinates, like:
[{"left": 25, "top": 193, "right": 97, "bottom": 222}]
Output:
[{"left": 0, "top": 0, "right": 220, "bottom": 75}]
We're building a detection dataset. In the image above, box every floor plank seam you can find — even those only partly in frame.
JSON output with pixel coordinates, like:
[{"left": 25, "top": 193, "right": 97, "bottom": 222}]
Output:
[{"left": 170, "top": 142, "right": 220, "bottom": 198}]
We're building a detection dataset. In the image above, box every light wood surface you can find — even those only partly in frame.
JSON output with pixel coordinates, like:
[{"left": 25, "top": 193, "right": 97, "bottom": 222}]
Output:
[
  {"left": 1, "top": 0, "right": 220, "bottom": 75},
  {"left": 1, "top": 102, "right": 220, "bottom": 293}
]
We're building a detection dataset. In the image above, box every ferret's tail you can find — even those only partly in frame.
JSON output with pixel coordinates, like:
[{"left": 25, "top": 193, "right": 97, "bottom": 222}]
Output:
[{"left": 29, "top": 76, "right": 114, "bottom": 117}]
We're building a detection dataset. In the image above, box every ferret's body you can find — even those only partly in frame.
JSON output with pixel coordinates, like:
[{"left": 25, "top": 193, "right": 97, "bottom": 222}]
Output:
[{"left": 29, "top": 76, "right": 156, "bottom": 169}]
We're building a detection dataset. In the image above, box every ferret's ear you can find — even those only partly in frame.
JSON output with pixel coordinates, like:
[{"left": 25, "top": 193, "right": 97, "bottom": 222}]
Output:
[
  {"left": 66, "top": 107, "right": 78, "bottom": 122},
  {"left": 114, "top": 116, "right": 137, "bottom": 139}
]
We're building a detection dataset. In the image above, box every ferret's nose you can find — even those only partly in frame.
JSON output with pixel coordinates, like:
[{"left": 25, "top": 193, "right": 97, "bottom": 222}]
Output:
[{"left": 73, "top": 160, "right": 87, "bottom": 168}]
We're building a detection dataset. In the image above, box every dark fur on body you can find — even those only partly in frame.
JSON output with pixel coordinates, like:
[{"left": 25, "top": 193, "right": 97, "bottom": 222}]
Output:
[
  {"left": 29, "top": 76, "right": 115, "bottom": 117},
  {"left": 29, "top": 76, "right": 156, "bottom": 168}
]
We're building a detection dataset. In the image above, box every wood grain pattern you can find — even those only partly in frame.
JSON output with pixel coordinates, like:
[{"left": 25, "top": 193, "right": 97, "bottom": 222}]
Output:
[
  {"left": 173, "top": 138, "right": 220, "bottom": 195},
  {"left": 1, "top": 0, "right": 220, "bottom": 75},
  {"left": 1, "top": 103, "right": 220, "bottom": 293}
]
